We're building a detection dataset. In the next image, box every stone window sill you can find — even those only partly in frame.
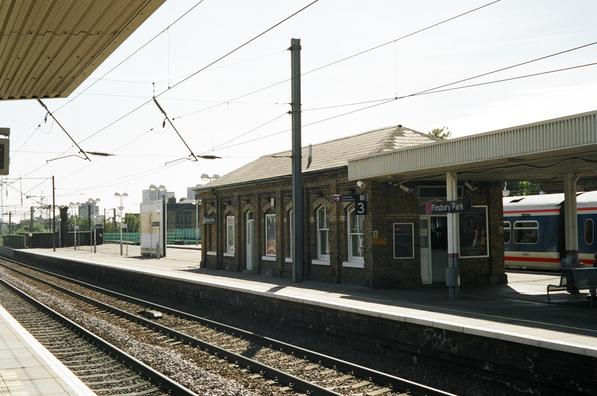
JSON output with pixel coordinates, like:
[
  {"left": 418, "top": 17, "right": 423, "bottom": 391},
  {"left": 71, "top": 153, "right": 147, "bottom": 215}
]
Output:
[
  {"left": 342, "top": 260, "right": 364, "bottom": 269},
  {"left": 312, "top": 259, "right": 330, "bottom": 266},
  {"left": 261, "top": 255, "right": 276, "bottom": 261},
  {"left": 206, "top": 251, "right": 217, "bottom": 256}
]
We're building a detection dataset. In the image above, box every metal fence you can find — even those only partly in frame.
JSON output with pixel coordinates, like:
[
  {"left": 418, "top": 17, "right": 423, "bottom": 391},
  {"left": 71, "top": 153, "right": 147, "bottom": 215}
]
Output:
[{"left": 103, "top": 228, "right": 200, "bottom": 245}]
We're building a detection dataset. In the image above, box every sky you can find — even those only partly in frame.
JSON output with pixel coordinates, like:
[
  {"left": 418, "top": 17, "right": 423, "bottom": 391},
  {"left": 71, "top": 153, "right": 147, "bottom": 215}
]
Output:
[{"left": 1, "top": 0, "right": 597, "bottom": 220}]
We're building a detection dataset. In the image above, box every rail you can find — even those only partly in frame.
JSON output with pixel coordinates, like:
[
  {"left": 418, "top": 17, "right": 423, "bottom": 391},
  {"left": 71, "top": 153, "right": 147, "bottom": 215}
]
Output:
[
  {"left": 0, "top": 276, "right": 196, "bottom": 395},
  {"left": 2, "top": 257, "right": 455, "bottom": 396}
]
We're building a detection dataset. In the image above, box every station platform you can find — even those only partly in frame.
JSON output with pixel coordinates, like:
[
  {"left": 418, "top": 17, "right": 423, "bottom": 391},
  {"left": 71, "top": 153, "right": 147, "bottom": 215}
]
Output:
[
  {"left": 9, "top": 244, "right": 597, "bottom": 360},
  {"left": 0, "top": 304, "right": 94, "bottom": 395}
]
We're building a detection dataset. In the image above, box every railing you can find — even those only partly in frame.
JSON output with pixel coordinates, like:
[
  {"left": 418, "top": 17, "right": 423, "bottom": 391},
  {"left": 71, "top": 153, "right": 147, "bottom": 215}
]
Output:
[
  {"left": 103, "top": 228, "right": 200, "bottom": 245},
  {"left": 167, "top": 228, "right": 200, "bottom": 245},
  {"left": 104, "top": 232, "right": 139, "bottom": 244}
]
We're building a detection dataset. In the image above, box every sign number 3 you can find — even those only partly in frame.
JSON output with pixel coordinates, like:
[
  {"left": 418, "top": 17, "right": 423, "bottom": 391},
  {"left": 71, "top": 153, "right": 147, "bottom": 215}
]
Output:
[{"left": 355, "top": 200, "right": 367, "bottom": 215}]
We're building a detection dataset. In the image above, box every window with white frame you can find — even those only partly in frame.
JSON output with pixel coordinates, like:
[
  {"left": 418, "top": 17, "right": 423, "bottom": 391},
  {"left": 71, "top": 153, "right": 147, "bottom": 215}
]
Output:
[
  {"left": 265, "top": 213, "right": 277, "bottom": 256},
  {"left": 226, "top": 215, "right": 235, "bottom": 254},
  {"left": 347, "top": 206, "right": 364, "bottom": 262},
  {"left": 513, "top": 220, "right": 538, "bottom": 244},
  {"left": 316, "top": 206, "right": 330, "bottom": 260}
]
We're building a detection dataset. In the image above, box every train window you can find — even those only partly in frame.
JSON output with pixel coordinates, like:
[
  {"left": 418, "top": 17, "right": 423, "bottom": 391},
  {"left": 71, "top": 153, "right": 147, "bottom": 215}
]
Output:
[
  {"left": 585, "top": 219, "right": 594, "bottom": 245},
  {"left": 503, "top": 221, "right": 511, "bottom": 243},
  {"left": 513, "top": 221, "right": 538, "bottom": 244}
]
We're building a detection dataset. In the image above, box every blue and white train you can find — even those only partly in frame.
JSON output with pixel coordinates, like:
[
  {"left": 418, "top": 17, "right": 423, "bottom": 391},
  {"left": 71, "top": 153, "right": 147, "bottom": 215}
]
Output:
[{"left": 503, "top": 191, "right": 597, "bottom": 270}]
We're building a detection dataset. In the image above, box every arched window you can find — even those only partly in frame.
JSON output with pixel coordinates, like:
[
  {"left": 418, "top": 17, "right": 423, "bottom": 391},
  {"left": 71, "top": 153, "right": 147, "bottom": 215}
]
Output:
[
  {"left": 316, "top": 206, "right": 330, "bottom": 260},
  {"left": 347, "top": 205, "right": 364, "bottom": 262},
  {"left": 226, "top": 215, "right": 235, "bottom": 254},
  {"left": 264, "top": 213, "right": 277, "bottom": 256}
]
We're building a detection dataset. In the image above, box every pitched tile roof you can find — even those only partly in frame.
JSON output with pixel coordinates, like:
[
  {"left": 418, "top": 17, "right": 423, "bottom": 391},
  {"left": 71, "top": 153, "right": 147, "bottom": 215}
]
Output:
[{"left": 199, "top": 125, "right": 434, "bottom": 190}]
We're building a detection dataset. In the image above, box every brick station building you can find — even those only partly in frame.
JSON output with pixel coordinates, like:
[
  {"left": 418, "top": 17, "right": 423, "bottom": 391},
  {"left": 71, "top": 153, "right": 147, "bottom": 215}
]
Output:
[{"left": 197, "top": 124, "right": 506, "bottom": 288}]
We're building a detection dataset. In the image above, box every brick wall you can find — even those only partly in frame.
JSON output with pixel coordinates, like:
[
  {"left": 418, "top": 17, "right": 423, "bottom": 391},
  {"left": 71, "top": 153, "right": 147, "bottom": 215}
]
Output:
[{"left": 199, "top": 170, "right": 506, "bottom": 288}]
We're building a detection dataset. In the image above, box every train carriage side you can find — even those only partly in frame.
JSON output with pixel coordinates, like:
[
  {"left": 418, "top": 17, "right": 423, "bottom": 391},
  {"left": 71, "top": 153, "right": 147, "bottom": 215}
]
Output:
[
  {"left": 503, "top": 194, "right": 564, "bottom": 270},
  {"left": 576, "top": 191, "right": 597, "bottom": 266}
]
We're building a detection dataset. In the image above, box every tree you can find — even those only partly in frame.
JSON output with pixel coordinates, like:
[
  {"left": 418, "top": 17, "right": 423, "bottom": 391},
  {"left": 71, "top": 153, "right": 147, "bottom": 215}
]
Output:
[
  {"left": 428, "top": 127, "right": 451, "bottom": 140},
  {"left": 506, "top": 181, "right": 542, "bottom": 196},
  {"left": 125, "top": 213, "right": 140, "bottom": 233}
]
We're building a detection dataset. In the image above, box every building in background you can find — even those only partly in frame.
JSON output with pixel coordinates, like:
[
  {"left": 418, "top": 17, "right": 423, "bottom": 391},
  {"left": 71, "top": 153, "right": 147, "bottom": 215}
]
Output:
[
  {"left": 78, "top": 202, "right": 100, "bottom": 219},
  {"left": 187, "top": 185, "right": 202, "bottom": 201},
  {"left": 142, "top": 185, "right": 175, "bottom": 203}
]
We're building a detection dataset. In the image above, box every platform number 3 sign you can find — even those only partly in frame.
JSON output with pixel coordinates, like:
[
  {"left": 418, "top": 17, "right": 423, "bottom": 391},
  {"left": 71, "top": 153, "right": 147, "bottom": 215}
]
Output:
[{"left": 355, "top": 198, "right": 367, "bottom": 215}]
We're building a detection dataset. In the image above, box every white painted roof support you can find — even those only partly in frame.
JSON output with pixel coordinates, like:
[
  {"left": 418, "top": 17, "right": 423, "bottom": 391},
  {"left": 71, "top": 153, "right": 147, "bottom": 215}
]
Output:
[
  {"left": 446, "top": 172, "right": 460, "bottom": 299},
  {"left": 563, "top": 174, "right": 578, "bottom": 265}
]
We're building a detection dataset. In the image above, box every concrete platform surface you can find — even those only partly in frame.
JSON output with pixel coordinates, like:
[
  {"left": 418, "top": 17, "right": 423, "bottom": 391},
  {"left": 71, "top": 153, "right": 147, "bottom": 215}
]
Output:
[
  {"left": 16, "top": 245, "right": 597, "bottom": 358},
  {"left": 0, "top": 305, "right": 94, "bottom": 395}
]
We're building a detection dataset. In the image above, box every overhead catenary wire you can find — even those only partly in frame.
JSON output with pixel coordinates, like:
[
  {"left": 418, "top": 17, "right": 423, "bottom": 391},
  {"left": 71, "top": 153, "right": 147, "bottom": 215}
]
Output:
[
  {"left": 25, "top": 0, "right": 321, "bottom": 182},
  {"left": 152, "top": 97, "right": 198, "bottom": 161},
  {"left": 50, "top": 0, "right": 208, "bottom": 115},
  {"left": 172, "top": 0, "right": 504, "bottom": 121},
  {"left": 10, "top": 1, "right": 320, "bottom": 191},
  {"left": 212, "top": 60, "right": 597, "bottom": 152},
  {"left": 78, "top": 0, "right": 319, "bottom": 147},
  {"left": 207, "top": 40, "right": 597, "bottom": 151},
  {"left": 37, "top": 99, "right": 91, "bottom": 161},
  {"left": 15, "top": 0, "right": 488, "bottom": 179}
]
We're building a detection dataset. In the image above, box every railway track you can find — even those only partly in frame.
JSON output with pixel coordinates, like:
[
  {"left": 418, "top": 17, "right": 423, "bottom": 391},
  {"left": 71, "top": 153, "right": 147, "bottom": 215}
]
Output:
[
  {"left": 0, "top": 279, "right": 189, "bottom": 395},
  {"left": 0, "top": 258, "right": 454, "bottom": 396}
]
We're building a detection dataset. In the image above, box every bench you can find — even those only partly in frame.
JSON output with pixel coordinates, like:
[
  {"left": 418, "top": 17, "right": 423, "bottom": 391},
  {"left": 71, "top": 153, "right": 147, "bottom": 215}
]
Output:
[{"left": 547, "top": 267, "right": 597, "bottom": 307}]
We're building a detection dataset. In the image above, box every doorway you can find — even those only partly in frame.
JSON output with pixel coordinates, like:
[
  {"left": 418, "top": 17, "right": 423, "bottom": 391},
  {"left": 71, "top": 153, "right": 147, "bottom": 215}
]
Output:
[
  {"left": 419, "top": 215, "right": 448, "bottom": 284},
  {"left": 245, "top": 211, "right": 254, "bottom": 271}
]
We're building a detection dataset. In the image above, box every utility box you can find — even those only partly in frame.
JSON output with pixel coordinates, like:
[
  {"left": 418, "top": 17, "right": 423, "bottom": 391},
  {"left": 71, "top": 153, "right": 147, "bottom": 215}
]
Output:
[{"left": 0, "top": 128, "right": 9, "bottom": 175}]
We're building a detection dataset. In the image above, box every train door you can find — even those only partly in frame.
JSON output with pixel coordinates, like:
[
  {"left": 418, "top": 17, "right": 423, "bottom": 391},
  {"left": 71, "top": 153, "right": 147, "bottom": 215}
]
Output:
[
  {"left": 245, "top": 211, "right": 254, "bottom": 271},
  {"left": 420, "top": 215, "right": 448, "bottom": 283}
]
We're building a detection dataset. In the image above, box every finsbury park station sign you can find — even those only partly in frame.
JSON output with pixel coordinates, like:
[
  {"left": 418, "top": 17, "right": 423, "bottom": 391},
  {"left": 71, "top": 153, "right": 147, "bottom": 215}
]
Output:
[{"left": 424, "top": 199, "right": 472, "bottom": 215}]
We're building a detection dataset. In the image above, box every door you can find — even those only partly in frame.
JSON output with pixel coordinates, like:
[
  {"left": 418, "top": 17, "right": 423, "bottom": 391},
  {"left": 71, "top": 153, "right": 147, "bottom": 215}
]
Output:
[
  {"left": 430, "top": 216, "right": 448, "bottom": 283},
  {"left": 419, "top": 216, "right": 432, "bottom": 284},
  {"left": 246, "top": 211, "right": 254, "bottom": 271}
]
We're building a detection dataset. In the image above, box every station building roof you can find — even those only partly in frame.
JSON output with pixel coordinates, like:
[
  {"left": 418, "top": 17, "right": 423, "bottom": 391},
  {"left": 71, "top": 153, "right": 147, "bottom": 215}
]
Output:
[
  {"left": 198, "top": 125, "right": 434, "bottom": 190},
  {"left": 0, "top": 0, "right": 163, "bottom": 100},
  {"left": 348, "top": 110, "right": 597, "bottom": 183}
]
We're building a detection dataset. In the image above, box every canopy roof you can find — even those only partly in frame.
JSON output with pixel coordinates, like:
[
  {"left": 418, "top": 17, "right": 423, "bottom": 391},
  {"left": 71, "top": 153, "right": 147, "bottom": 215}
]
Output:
[
  {"left": 348, "top": 110, "right": 597, "bottom": 183},
  {"left": 0, "top": 0, "right": 163, "bottom": 100}
]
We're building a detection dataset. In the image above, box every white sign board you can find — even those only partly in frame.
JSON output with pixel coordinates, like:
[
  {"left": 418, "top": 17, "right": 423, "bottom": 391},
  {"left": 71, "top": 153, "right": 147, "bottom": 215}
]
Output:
[{"left": 140, "top": 201, "right": 164, "bottom": 257}]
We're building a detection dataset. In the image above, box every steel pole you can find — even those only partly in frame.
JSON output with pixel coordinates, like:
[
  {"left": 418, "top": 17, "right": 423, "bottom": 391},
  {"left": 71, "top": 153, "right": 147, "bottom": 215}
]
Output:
[
  {"left": 119, "top": 209, "right": 123, "bottom": 256},
  {"left": 290, "top": 38, "right": 303, "bottom": 282},
  {"left": 52, "top": 176, "right": 56, "bottom": 251},
  {"left": 196, "top": 202, "right": 199, "bottom": 246},
  {"left": 74, "top": 211, "right": 78, "bottom": 250}
]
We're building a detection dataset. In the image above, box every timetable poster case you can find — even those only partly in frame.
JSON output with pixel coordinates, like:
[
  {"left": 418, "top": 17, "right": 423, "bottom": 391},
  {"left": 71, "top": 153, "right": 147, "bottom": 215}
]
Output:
[
  {"left": 140, "top": 201, "right": 164, "bottom": 257},
  {"left": 459, "top": 205, "right": 489, "bottom": 258}
]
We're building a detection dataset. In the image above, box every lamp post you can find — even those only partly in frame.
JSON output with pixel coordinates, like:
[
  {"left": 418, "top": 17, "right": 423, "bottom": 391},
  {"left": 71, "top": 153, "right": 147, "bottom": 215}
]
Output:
[
  {"left": 88, "top": 198, "right": 100, "bottom": 253},
  {"left": 200, "top": 173, "right": 220, "bottom": 184},
  {"left": 114, "top": 192, "right": 128, "bottom": 256}
]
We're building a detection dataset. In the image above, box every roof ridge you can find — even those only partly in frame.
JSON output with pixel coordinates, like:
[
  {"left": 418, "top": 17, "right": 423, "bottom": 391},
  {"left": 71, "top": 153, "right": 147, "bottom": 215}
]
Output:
[{"left": 264, "top": 124, "right": 422, "bottom": 157}]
